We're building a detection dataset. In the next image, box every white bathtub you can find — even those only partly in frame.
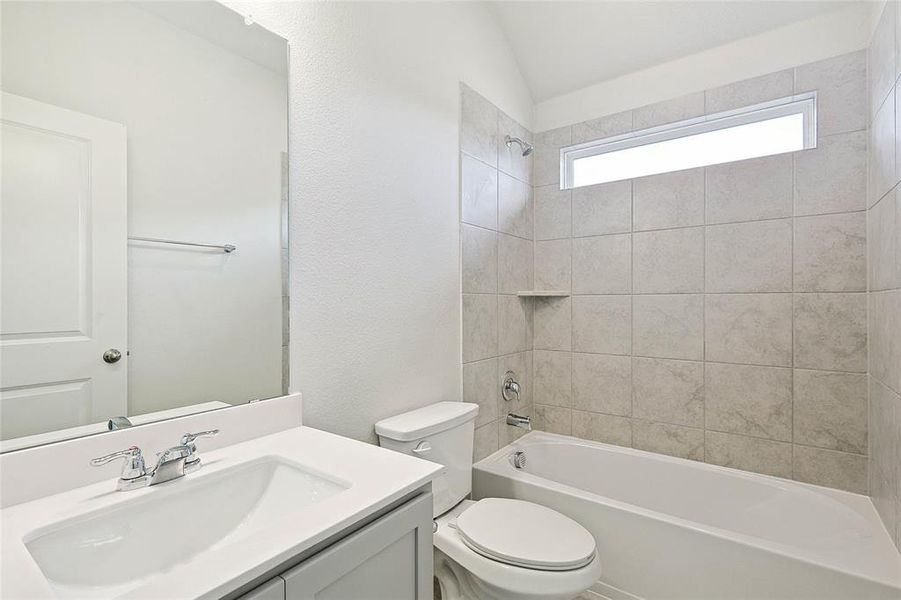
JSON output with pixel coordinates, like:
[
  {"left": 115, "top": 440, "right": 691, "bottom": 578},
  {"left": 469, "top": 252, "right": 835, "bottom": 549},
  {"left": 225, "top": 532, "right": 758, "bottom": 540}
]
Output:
[{"left": 473, "top": 431, "right": 901, "bottom": 600}]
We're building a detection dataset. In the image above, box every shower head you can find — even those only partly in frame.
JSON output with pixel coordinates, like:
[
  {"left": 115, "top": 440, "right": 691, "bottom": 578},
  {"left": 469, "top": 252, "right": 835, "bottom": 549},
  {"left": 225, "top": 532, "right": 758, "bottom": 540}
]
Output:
[{"left": 505, "top": 134, "right": 534, "bottom": 157}]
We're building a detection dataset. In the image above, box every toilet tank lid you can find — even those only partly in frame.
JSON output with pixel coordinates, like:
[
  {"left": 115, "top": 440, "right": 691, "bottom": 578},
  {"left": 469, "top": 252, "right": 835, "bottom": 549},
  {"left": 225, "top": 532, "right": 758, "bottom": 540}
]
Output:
[{"left": 375, "top": 402, "right": 479, "bottom": 442}]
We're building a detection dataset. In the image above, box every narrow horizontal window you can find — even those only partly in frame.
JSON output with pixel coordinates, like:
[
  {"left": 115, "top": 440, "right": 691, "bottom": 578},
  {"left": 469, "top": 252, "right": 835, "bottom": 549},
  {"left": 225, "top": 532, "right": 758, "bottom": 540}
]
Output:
[{"left": 561, "top": 93, "right": 816, "bottom": 189}]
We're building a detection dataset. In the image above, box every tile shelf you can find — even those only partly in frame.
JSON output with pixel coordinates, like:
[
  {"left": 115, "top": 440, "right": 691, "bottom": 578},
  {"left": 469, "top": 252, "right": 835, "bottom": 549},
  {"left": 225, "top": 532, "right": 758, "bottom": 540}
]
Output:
[{"left": 515, "top": 290, "right": 571, "bottom": 297}]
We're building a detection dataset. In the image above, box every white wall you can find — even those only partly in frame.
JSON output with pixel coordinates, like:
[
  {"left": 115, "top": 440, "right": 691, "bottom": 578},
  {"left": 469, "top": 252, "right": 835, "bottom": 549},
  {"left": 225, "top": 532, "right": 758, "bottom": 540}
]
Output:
[
  {"left": 2, "top": 2, "right": 286, "bottom": 416},
  {"left": 222, "top": 1, "right": 533, "bottom": 442},
  {"left": 534, "top": 2, "right": 880, "bottom": 132}
]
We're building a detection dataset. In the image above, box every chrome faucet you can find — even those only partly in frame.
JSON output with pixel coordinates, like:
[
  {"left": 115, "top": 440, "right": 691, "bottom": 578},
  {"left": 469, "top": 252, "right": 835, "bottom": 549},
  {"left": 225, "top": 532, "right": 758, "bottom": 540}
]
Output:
[
  {"left": 91, "top": 430, "right": 219, "bottom": 491},
  {"left": 506, "top": 413, "right": 531, "bottom": 432}
]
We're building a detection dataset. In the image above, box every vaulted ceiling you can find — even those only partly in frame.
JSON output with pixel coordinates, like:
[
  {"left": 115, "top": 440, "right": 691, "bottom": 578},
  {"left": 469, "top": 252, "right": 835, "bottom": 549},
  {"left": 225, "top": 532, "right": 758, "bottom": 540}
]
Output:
[{"left": 486, "top": 1, "right": 859, "bottom": 102}]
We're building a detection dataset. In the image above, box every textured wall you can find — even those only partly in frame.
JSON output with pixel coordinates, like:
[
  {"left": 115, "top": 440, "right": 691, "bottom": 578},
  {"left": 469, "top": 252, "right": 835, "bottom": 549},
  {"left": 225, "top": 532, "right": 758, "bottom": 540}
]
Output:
[
  {"left": 459, "top": 85, "right": 536, "bottom": 460},
  {"left": 222, "top": 2, "right": 533, "bottom": 443},
  {"left": 528, "top": 51, "right": 871, "bottom": 494},
  {"left": 867, "top": 2, "right": 901, "bottom": 551}
]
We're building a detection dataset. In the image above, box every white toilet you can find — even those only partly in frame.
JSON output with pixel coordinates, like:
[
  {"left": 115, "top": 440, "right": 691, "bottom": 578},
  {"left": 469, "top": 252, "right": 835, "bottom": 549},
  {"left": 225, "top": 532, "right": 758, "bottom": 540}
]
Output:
[{"left": 375, "top": 402, "right": 601, "bottom": 600}]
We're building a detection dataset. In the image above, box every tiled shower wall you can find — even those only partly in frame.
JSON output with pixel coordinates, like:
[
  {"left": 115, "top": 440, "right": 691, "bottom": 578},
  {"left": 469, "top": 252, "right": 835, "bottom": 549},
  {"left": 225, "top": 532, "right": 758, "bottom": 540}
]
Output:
[
  {"left": 867, "top": 3, "right": 901, "bottom": 550},
  {"left": 460, "top": 84, "right": 535, "bottom": 460},
  {"left": 529, "top": 51, "right": 872, "bottom": 494}
]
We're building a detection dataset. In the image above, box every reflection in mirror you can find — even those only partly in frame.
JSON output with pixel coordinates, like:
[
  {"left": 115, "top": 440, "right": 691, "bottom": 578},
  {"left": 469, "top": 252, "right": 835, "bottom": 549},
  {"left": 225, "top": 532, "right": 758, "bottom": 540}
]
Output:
[{"left": 0, "top": 1, "right": 289, "bottom": 452}]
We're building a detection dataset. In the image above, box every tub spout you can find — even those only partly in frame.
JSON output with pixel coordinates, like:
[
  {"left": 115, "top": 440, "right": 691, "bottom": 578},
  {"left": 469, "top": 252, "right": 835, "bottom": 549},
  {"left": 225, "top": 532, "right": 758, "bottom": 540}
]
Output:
[{"left": 506, "top": 413, "right": 531, "bottom": 432}]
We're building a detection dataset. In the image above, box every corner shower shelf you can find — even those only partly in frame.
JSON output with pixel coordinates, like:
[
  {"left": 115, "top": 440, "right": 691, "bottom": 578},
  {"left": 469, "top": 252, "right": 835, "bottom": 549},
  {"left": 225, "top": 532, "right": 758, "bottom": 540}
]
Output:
[{"left": 516, "top": 290, "right": 571, "bottom": 298}]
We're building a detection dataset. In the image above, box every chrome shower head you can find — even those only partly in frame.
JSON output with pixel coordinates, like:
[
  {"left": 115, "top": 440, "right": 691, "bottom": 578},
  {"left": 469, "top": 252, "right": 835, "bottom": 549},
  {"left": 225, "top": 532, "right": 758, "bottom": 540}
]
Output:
[{"left": 505, "top": 134, "right": 533, "bottom": 157}]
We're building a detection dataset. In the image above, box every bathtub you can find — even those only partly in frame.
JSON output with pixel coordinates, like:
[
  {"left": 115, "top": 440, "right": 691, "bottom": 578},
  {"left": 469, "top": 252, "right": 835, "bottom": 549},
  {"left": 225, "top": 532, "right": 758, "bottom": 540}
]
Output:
[{"left": 473, "top": 431, "right": 901, "bottom": 600}]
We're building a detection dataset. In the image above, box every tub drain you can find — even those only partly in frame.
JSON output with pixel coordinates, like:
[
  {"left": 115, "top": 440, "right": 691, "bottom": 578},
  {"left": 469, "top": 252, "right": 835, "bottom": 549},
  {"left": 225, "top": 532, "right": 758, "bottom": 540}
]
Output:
[{"left": 511, "top": 450, "right": 526, "bottom": 469}]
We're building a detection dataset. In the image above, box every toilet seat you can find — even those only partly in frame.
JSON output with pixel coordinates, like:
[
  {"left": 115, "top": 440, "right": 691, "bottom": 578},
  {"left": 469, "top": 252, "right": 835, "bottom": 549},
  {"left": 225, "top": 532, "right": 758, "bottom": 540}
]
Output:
[
  {"left": 434, "top": 500, "right": 602, "bottom": 600},
  {"left": 454, "top": 498, "right": 596, "bottom": 571}
]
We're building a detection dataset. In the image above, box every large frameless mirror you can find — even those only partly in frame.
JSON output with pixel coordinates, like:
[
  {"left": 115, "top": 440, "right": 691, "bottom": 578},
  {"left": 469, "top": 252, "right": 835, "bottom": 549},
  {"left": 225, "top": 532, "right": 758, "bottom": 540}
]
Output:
[{"left": 0, "top": 1, "right": 290, "bottom": 452}]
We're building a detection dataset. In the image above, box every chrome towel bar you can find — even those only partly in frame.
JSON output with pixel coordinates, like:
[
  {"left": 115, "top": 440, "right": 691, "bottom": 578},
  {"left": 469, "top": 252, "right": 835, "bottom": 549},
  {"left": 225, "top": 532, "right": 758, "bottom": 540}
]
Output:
[{"left": 128, "top": 236, "right": 236, "bottom": 253}]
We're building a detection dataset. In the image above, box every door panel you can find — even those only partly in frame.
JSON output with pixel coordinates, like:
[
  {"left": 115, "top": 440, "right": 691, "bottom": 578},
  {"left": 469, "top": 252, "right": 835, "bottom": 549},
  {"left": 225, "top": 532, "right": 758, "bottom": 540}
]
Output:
[{"left": 1, "top": 92, "right": 127, "bottom": 439}]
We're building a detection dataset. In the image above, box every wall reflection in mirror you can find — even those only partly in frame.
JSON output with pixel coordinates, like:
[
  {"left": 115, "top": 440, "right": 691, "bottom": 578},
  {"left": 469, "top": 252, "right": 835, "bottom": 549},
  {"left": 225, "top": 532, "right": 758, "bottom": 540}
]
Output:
[{"left": 0, "top": 1, "right": 289, "bottom": 452}]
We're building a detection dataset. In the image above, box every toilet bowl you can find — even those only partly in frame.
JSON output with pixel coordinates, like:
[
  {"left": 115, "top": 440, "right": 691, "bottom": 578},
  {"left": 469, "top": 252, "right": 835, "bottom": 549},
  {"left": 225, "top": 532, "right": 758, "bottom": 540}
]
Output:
[{"left": 375, "top": 402, "right": 601, "bottom": 600}]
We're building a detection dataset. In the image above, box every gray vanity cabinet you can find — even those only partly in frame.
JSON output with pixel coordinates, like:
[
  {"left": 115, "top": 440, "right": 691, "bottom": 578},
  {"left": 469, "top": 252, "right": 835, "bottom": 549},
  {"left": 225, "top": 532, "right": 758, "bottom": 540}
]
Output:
[
  {"left": 238, "top": 491, "right": 433, "bottom": 600},
  {"left": 239, "top": 577, "right": 286, "bottom": 600}
]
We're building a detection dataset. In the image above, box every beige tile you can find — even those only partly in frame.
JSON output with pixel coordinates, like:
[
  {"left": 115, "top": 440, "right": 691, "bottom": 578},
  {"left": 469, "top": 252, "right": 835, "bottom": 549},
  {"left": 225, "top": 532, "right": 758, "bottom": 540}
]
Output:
[
  {"left": 793, "top": 131, "right": 867, "bottom": 217},
  {"left": 572, "top": 180, "right": 632, "bottom": 237},
  {"left": 870, "top": 469, "right": 898, "bottom": 546},
  {"left": 794, "top": 51, "right": 866, "bottom": 137},
  {"left": 572, "top": 295, "right": 631, "bottom": 355},
  {"left": 572, "top": 353, "right": 632, "bottom": 416},
  {"left": 794, "top": 369, "right": 867, "bottom": 454},
  {"left": 497, "top": 233, "right": 532, "bottom": 294},
  {"left": 498, "top": 173, "right": 532, "bottom": 239},
  {"left": 462, "top": 294, "right": 497, "bottom": 363},
  {"left": 706, "top": 154, "right": 792, "bottom": 224},
  {"left": 705, "top": 70, "right": 794, "bottom": 114},
  {"left": 632, "top": 168, "right": 705, "bottom": 231},
  {"left": 535, "top": 239, "right": 572, "bottom": 291},
  {"left": 497, "top": 111, "right": 532, "bottom": 184},
  {"left": 705, "top": 431, "right": 792, "bottom": 479},
  {"left": 705, "top": 294, "right": 793, "bottom": 367},
  {"left": 473, "top": 422, "right": 499, "bottom": 462},
  {"left": 869, "top": 2, "right": 896, "bottom": 118},
  {"left": 463, "top": 358, "right": 499, "bottom": 427},
  {"left": 572, "top": 110, "right": 632, "bottom": 144},
  {"left": 794, "top": 212, "right": 866, "bottom": 292},
  {"left": 461, "top": 84, "right": 498, "bottom": 167},
  {"left": 793, "top": 445, "right": 867, "bottom": 494},
  {"left": 498, "top": 351, "right": 532, "bottom": 416},
  {"left": 533, "top": 126, "right": 571, "bottom": 187},
  {"left": 461, "top": 153, "right": 498, "bottom": 230},
  {"left": 869, "top": 377, "right": 899, "bottom": 501},
  {"left": 632, "top": 357, "right": 704, "bottom": 428},
  {"left": 632, "top": 227, "right": 704, "bottom": 294},
  {"left": 633, "top": 92, "right": 705, "bottom": 130},
  {"left": 705, "top": 363, "right": 792, "bottom": 442},
  {"left": 572, "top": 410, "right": 632, "bottom": 447},
  {"left": 706, "top": 219, "right": 792, "bottom": 293},
  {"left": 794, "top": 293, "right": 867, "bottom": 372},
  {"left": 633, "top": 421, "right": 705, "bottom": 461},
  {"left": 498, "top": 295, "right": 531, "bottom": 355},
  {"left": 870, "top": 290, "right": 901, "bottom": 393},
  {"left": 534, "top": 297, "right": 572, "bottom": 351},
  {"left": 632, "top": 294, "right": 703, "bottom": 361},
  {"left": 534, "top": 404, "right": 572, "bottom": 435},
  {"left": 869, "top": 88, "right": 895, "bottom": 207},
  {"left": 534, "top": 185, "right": 571, "bottom": 240},
  {"left": 534, "top": 350, "right": 572, "bottom": 408},
  {"left": 868, "top": 188, "right": 900, "bottom": 291},
  {"left": 462, "top": 224, "right": 497, "bottom": 294},
  {"left": 572, "top": 234, "right": 631, "bottom": 294}
]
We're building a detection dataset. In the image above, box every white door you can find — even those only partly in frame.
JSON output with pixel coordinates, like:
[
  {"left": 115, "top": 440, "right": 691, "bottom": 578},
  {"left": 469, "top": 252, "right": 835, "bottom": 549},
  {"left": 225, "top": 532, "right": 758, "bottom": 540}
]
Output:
[{"left": 1, "top": 92, "right": 127, "bottom": 440}]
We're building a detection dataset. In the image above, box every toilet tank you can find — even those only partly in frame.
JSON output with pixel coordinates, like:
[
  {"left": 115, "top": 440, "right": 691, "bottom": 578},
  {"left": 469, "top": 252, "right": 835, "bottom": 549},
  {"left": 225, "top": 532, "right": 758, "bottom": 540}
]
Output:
[{"left": 375, "top": 402, "right": 479, "bottom": 517}]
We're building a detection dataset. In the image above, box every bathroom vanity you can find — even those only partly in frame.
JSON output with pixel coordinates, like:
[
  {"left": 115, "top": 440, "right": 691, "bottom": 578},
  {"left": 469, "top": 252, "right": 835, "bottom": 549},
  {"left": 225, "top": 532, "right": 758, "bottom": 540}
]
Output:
[{"left": 1, "top": 425, "right": 442, "bottom": 599}]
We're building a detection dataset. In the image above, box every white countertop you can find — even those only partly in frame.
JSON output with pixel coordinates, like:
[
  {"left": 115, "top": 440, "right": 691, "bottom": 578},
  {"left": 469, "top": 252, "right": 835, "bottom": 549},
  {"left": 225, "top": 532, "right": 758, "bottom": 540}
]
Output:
[{"left": 1, "top": 426, "right": 443, "bottom": 599}]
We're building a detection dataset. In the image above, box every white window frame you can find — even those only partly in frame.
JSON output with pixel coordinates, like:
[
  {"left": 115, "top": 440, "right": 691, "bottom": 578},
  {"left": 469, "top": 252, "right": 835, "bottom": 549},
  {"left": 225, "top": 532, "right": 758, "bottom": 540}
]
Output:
[{"left": 560, "top": 92, "right": 817, "bottom": 189}]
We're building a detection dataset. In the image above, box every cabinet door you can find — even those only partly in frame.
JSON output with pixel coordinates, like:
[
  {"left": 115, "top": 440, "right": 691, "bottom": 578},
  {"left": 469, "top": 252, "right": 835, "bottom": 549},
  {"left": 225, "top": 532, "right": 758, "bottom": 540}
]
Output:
[
  {"left": 283, "top": 493, "right": 433, "bottom": 600},
  {"left": 237, "top": 577, "right": 285, "bottom": 600}
]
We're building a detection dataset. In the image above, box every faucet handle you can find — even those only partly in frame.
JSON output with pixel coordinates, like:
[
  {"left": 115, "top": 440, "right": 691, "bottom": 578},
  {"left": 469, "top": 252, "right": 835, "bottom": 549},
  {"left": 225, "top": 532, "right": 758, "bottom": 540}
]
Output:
[
  {"left": 180, "top": 430, "right": 219, "bottom": 470},
  {"left": 180, "top": 429, "right": 219, "bottom": 446},
  {"left": 91, "top": 446, "right": 146, "bottom": 480}
]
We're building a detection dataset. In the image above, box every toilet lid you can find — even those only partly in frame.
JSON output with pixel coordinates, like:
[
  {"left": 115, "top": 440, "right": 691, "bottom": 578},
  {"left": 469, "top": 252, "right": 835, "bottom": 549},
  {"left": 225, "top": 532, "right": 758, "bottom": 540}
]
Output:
[{"left": 454, "top": 498, "right": 596, "bottom": 571}]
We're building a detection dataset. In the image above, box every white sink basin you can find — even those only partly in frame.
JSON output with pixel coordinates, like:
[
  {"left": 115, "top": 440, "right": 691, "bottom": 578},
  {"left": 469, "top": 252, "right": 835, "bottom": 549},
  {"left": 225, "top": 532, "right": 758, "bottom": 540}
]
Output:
[{"left": 23, "top": 457, "right": 348, "bottom": 598}]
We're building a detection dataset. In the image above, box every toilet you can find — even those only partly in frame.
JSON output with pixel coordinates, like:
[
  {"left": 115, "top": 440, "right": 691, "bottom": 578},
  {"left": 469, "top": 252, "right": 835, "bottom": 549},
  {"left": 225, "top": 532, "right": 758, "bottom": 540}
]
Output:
[{"left": 375, "top": 402, "right": 601, "bottom": 600}]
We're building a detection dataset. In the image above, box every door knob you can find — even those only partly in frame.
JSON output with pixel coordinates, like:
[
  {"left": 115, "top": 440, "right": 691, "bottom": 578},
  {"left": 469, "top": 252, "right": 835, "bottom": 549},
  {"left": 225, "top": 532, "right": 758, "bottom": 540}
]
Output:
[{"left": 103, "top": 348, "right": 122, "bottom": 364}]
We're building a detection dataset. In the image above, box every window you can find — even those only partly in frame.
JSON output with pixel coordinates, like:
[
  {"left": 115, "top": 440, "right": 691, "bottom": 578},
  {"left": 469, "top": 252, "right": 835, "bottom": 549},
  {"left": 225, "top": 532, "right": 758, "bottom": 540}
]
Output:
[{"left": 561, "top": 93, "right": 816, "bottom": 189}]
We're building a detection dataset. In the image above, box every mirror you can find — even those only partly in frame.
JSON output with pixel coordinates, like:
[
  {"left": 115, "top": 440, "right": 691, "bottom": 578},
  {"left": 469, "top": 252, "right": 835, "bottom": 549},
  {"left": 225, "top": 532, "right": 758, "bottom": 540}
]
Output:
[{"left": 0, "top": 1, "right": 289, "bottom": 451}]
